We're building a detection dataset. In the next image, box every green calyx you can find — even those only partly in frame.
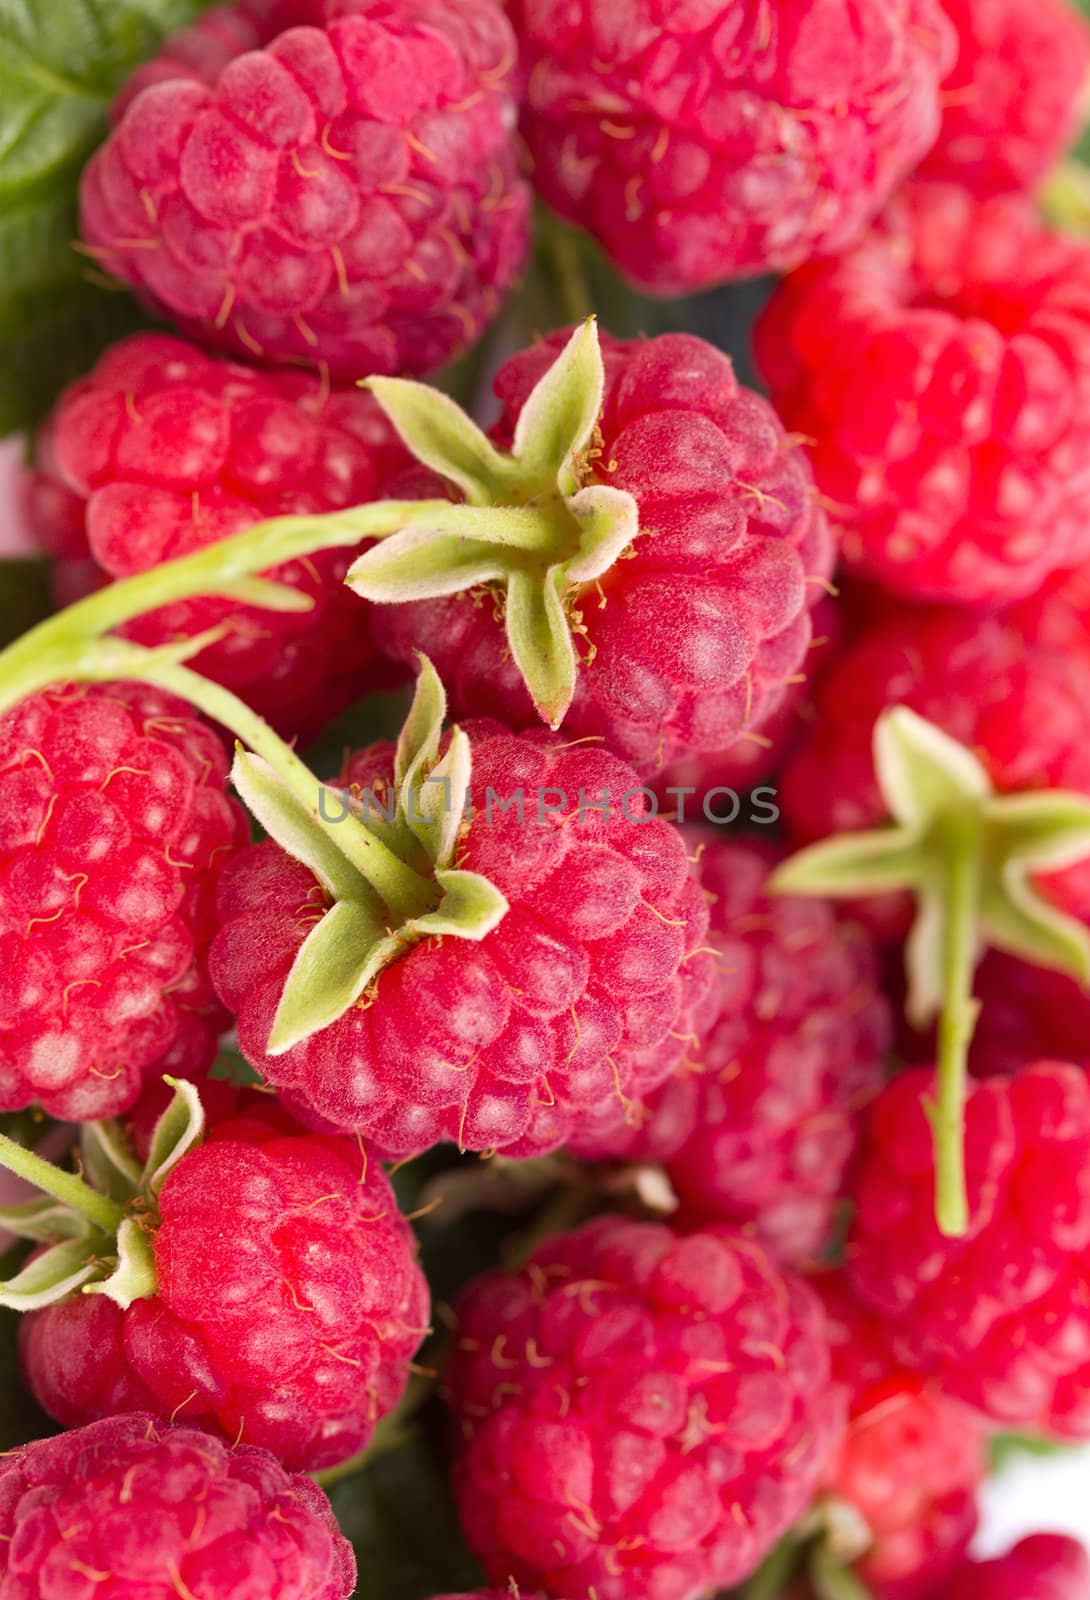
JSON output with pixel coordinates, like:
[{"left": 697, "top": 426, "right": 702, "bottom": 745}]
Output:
[
  {"left": 346, "top": 318, "right": 641, "bottom": 728},
  {"left": 242, "top": 657, "right": 508, "bottom": 1057},
  {"left": 0, "top": 1078, "right": 205, "bottom": 1312},
  {"left": 772, "top": 706, "right": 1090, "bottom": 1238}
]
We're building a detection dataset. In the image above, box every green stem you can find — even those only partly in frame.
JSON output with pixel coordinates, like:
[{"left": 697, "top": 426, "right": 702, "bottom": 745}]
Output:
[
  {"left": 0, "top": 1135, "right": 122, "bottom": 1235},
  {"left": 741, "top": 1538, "right": 803, "bottom": 1600},
  {"left": 542, "top": 213, "right": 595, "bottom": 325},
  {"left": 810, "top": 1545, "right": 877, "bottom": 1600},
  {"left": 930, "top": 819, "right": 983, "bottom": 1239}
]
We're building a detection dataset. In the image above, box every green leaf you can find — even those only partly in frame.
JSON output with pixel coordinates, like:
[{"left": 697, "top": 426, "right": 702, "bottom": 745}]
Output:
[
  {"left": 511, "top": 318, "right": 605, "bottom": 494},
  {"left": 79, "top": 1118, "right": 142, "bottom": 1203},
  {"left": 874, "top": 706, "right": 991, "bottom": 829},
  {"left": 506, "top": 565, "right": 577, "bottom": 729},
  {"left": 770, "top": 826, "right": 927, "bottom": 898},
  {"left": 409, "top": 867, "right": 508, "bottom": 942},
  {"left": 365, "top": 379, "right": 516, "bottom": 506},
  {"left": 0, "top": 1194, "right": 93, "bottom": 1243},
  {"left": 141, "top": 1075, "right": 205, "bottom": 1195},
  {"left": 231, "top": 749, "right": 370, "bottom": 905},
  {"left": 0, "top": 1236, "right": 100, "bottom": 1310},
  {"left": 0, "top": 0, "right": 216, "bottom": 435},
  {"left": 84, "top": 1217, "right": 157, "bottom": 1308},
  {"left": 268, "top": 897, "right": 397, "bottom": 1056}
]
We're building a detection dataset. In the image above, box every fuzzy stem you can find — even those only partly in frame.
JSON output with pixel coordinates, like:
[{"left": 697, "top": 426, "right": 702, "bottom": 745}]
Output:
[
  {"left": 0, "top": 1135, "right": 123, "bottom": 1235},
  {"left": 930, "top": 817, "right": 983, "bottom": 1239}
]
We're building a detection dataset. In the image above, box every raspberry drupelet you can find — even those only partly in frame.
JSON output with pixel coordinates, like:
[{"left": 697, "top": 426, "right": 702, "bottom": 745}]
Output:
[
  {"left": 570, "top": 835, "right": 891, "bottom": 1267},
  {"left": 446, "top": 1217, "right": 844, "bottom": 1600},
  {"left": 0, "top": 681, "right": 245, "bottom": 1122},
  {"left": 847, "top": 1064, "right": 1090, "bottom": 1437},
  {"left": 0, "top": 1413, "right": 357, "bottom": 1598},
  {"left": 26, "top": 332, "right": 407, "bottom": 740},
  {"left": 948, "top": 1537, "right": 1090, "bottom": 1600},
  {"left": 79, "top": 0, "right": 530, "bottom": 380},
  {"left": 506, "top": 0, "right": 954, "bottom": 293},
  {"left": 365, "top": 327, "right": 834, "bottom": 776},
  {"left": 19, "top": 1091, "right": 429, "bottom": 1472},
  {"left": 757, "top": 183, "right": 1090, "bottom": 607}
]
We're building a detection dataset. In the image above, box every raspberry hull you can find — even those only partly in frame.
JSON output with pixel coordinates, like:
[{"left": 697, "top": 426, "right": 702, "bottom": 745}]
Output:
[
  {"left": 508, "top": 0, "right": 953, "bottom": 292},
  {"left": 213, "top": 725, "right": 715, "bottom": 1157},
  {"left": 21, "top": 1096, "right": 429, "bottom": 1471},
  {"left": 373, "top": 331, "right": 834, "bottom": 775},
  {"left": 0, "top": 1413, "right": 356, "bottom": 1598},
  {"left": 80, "top": 0, "right": 530, "bottom": 379},
  {"left": 27, "top": 334, "right": 407, "bottom": 740},
  {"left": 0, "top": 682, "right": 245, "bottom": 1121},
  {"left": 758, "top": 184, "right": 1090, "bottom": 607}
]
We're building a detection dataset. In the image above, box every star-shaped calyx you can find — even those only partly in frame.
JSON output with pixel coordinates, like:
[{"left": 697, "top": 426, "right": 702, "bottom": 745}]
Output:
[
  {"left": 0, "top": 1078, "right": 204, "bottom": 1312},
  {"left": 232, "top": 656, "right": 508, "bottom": 1056},
  {"left": 772, "top": 707, "right": 1090, "bottom": 1236},
  {"left": 345, "top": 318, "right": 640, "bottom": 729}
]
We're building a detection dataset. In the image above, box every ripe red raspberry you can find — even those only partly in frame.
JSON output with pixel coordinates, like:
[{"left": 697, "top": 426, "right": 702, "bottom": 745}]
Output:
[
  {"left": 27, "top": 333, "right": 406, "bottom": 740},
  {"left": 950, "top": 1537, "right": 1090, "bottom": 1600},
  {"left": 213, "top": 725, "right": 715, "bottom": 1157},
  {"left": 847, "top": 1063, "right": 1090, "bottom": 1437},
  {"left": 571, "top": 836, "right": 891, "bottom": 1266},
  {"left": 446, "top": 1218, "right": 845, "bottom": 1600},
  {"left": 371, "top": 329, "right": 834, "bottom": 775},
  {"left": 918, "top": 0, "right": 1090, "bottom": 195},
  {"left": 816, "top": 1273, "right": 985, "bottom": 1600},
  {"left": 506, "top": 0, "right": 953, "bottom": 293},
  {"left": 80, "top": 0, "right": 530, "bottom": 380},
  {"left": 20, "top": 1093, "right": 429, "bottom": 1471},
  {"left": 756, "top": 183, "right": 1090, "bottom": 607},
  {"left": 0, "top": 681, "right": 245, "bottom": 1122},
  {"left": 780, "top": 603, "right": 1090, "bottom": 925},
  {"left": 0, "top": 1413, "right": 356, "bottom": 1598}
]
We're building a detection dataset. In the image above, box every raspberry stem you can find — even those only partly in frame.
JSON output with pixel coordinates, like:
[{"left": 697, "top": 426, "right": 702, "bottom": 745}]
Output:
[
  {"left": 810, "top": 1545, "right": 876, "bottom": 1600},
  {"left": 0, "top": 1134, "right": 123, "bottom": 1236},
  {"left": 928, "top": 815, "right": 983, "bottom": 1237}
]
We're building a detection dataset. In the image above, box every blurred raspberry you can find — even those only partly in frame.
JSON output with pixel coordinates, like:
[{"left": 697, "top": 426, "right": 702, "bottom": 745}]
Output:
[
  {"left": 507, "top": 0, "right": 953, "bottom": 292},
  {"left": 950, "top": 1537, "right": 1090, "bottom": 1600},
  {"left": 80, "top": 0, "right": 530, "bottom": 379},
  {"left": 757, "top": 183, "right": 1090, "bottom": 607}
]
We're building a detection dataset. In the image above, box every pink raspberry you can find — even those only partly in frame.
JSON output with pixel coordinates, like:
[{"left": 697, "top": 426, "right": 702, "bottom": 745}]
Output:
[
  {"left": 213, "top": 725, "right": 715, "bottom": 1157},
  {"left": 847, "top": 1063, "right": 1090, "bottom": 1437},
  {"left": 816, "top": 1273, "right": 985, "bottom": 1600},
  {"left": 27, "top": 333, "right": 407, "bottom": 740},
  {"left": 20, "top": 1093, "right": 429, "bottom": 1471},
  {"left": 0, "top": 681, "right": 245, "bottom": 1122},
  {"left": 780, "top": 602, "right": 1090, "bottom": 925},
  {"left": 506, "top": 0, "right": 953, "bottom": 293},
  {"left": 446, "top": 1217, "right": 845, "bottom": 1600},
  {"left": 80, "top": 0, "right": 530, "bottom": 380},
  {"left": 949, "top": 1537, "right": 1090, "bottom": 1600},
  {"left": 918, "top": 0, "right": 1090, "bottom": 195},
  {"left": 756, "top": 183, "right": 1090, "bottom": 607},
  {"left": 0, "top": 1413, "right": 356, "bottom": 1598},
  {"left": 571, "top": 836, "right": 891, "bottom": 1266},
  {"left": 372, "top": 329, "right": 834, "bottom": 775}
]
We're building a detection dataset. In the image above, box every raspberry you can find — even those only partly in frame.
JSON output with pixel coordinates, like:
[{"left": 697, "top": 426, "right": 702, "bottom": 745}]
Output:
[
  {"left": 20, "top": 1090, "right": 428, "bottom": 1472},
  {"left": 571, "top": 836, "right": 891, "bottom": 1266},
  {"left": 506, "top": 0, "right": 953, "bottom": 293},
  {"left": 959, "top": 954, "right": 1090, "bottom": 1076},
  {"left": 27, "top": 333, "right": 406, "bottom": 740},
  {"left": 445, "top": 1217, "right": 844, "bottom": 1600},
  {"left": 918, "top": 0, "right": 1090, "bottom": 195},
  {"left": 80, "top": 0, "right": 530, "bottom": 380},
  {"left": 756, "top": 183, "right": 1090, "bottom": 606},
  {"left": 369, "top": 329, "right": 834, "bottom": 775},
  {"left": 213, "top": 720, "right": 715, "bottom": 1157},
  {"left": 816, "top": 1273, "right": 985, "bottom": 1600},
  {"left": 950, "top": 1537, "right": 1090, "bottom": 1600},
  {"left": 0, "top": 1413, "right": 356, "bottom": 1598},
  {"left": 0, "top": 681, "right": 245, "bottom": 1122},
  {"left": 847, "top": 1063, "right": 1090, "bottom": 1437},
  {"left": 780, "top": 603, "right": 1090, "bottom": 924}
]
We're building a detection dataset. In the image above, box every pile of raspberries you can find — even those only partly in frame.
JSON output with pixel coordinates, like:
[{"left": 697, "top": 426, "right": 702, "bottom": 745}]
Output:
[{"left": 2, "top": 0, "right": 1090, "bottom": 1595}]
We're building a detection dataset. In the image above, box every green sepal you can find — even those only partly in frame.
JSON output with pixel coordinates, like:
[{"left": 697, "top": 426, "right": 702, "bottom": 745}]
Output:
[
  {"left": 268, "top": 898, "right": 398, "bottom": 1056},
  {"left": 214, "top": 577, "right": 317, "bottom": 613},
  {"left": 875, "top": 706, "right": 990, "bottom": 827},
  {"left": 364, "top": 384, "right": 516, "bottom": 506},
  {"left": 231, "top": 748, "right": 378, "bottom": 906},
  {"left": 507, "top": 566, "right": 578, "bottom": 728},
  {"left": 405, "top": 727, "right": 472, "bottom": 869},
  {"left": 84, "top": 1219, "right": 158, "bottom": 1311},
  {"left": 565, "top": 485, "right": 640, "bottom": 584},
  {"left": 510, "top": 318, "right": 605, "bottom": 492},
  {"left": 0, "top": 1196, "right": 94, "bottom": 1244},
  {"left": 769, "top": 827, "right": 928, "bottom": 899},
  {"left": 0, "top": 1238, "right": 102, "bottom": 1312},
  {"left": 407, "top": 868, "right": 508, "bottom": 943},
  {"left": 80, "top": 1120, "right": 142, "bottom": 1204},
  {"left": 142, "top": 1077, "right": 206, "bottom": 1196}
]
